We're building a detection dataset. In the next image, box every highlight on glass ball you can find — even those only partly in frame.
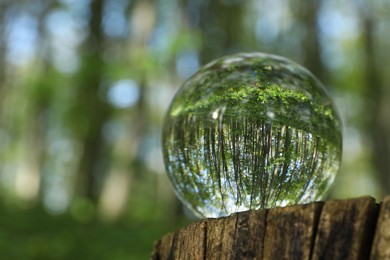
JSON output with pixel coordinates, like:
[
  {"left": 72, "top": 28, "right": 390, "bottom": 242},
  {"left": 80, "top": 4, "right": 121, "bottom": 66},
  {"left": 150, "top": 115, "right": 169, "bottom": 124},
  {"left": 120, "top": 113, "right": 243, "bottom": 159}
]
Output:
[{"left": 162, "top": 53, "right": 342, "bottom": 218}]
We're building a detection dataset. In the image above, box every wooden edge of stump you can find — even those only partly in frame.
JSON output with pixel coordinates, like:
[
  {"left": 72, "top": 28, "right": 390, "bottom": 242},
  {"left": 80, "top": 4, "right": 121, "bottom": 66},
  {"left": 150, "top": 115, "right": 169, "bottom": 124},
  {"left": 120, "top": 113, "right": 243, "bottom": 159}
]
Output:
[{"left": 151, "top": 196, "right": 390, "bottom": 260}]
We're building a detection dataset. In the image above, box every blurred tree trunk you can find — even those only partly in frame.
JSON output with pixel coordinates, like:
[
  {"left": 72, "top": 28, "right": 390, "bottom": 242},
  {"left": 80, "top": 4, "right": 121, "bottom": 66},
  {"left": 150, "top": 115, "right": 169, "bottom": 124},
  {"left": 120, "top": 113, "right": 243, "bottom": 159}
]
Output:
[
  {"left": 72, "top": 0, "right": 111, "bottom": 201},
  {"left": 359, "top": 2, "right": 390, "bottom": 195},
  {"left": 0, "top": 4, "right": 8, "bottom": 193},
  {"left": 128, "top": 0, "right": 153, "bottom": 169},
  {"left": 291, "top": 0, "right": 327, "bottom": 83},
  {"left": 196, "top": 0, "right": 245, "bottom": 63},
  {"left": 25, "top": 9, "right": 51, "bottom": 202},
  {"left": 0, "top": 6, "right": 6, "bottom": 86}
]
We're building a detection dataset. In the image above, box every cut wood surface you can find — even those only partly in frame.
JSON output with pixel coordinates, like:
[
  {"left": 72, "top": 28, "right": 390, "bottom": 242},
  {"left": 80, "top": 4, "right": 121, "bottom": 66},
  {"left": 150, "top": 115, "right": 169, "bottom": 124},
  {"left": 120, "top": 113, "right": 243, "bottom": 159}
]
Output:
[{"left": 151, "top": 196, "right": 390, "bottom": 260}]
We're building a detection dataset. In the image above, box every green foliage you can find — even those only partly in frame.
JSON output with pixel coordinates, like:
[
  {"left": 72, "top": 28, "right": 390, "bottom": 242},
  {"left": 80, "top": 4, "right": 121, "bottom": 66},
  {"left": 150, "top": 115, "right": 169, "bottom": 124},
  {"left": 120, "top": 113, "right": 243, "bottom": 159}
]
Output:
[{"left": 0, "top": 205, "right": 184, "bottom": 259}]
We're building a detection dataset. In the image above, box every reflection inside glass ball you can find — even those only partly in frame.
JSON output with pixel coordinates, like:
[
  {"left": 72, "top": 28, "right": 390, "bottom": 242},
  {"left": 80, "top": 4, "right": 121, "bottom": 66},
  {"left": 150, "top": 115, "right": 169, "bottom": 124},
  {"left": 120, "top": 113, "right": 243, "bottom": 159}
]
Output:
[{"left": 162, "top": 53, "right": 342, "bottom": 218}]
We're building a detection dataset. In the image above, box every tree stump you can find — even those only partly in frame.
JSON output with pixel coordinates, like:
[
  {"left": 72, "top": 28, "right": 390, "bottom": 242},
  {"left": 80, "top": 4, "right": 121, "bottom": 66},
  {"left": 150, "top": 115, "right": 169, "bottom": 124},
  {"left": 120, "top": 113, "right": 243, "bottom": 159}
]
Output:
[{"left": 151, "top": 196, "right": 390, "bottom": 259}]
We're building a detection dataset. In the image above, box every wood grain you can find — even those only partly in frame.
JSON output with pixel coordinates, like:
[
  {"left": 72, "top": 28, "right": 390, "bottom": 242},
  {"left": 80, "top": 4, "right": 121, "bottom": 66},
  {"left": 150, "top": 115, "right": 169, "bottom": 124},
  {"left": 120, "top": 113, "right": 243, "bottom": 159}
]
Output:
[
  {"left": 151, "top": 196, "right": 386, "bottom": 260},
  {"left": 370, "top": 195, "right": 390, "bottom": 260},
  {"left": 263, "top": 202, "right": 322, "bottom": 260},
  {"left": 311, "top": 196, "right": 378, "bottom": 260}
]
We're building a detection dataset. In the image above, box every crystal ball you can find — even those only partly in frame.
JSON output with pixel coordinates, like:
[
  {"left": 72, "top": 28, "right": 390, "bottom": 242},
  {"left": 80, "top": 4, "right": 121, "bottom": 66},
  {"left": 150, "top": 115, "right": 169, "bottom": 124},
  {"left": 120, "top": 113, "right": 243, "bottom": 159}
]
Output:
[{"left": 162, "top": 53, "right": 342, "bottom": 218}]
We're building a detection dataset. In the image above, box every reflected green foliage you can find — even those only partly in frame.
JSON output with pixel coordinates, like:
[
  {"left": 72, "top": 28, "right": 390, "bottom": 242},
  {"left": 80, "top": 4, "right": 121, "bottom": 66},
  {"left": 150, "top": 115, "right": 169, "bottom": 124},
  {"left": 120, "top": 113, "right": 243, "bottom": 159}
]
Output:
[{"left": 163, "top": 53, "right": 342, "bottom": 218}]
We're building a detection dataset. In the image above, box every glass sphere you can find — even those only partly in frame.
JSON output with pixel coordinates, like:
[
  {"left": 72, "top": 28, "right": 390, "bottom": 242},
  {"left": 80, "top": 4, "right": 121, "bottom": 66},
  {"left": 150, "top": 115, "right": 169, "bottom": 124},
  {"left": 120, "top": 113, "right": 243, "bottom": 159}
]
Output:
[{"left": 162, "top": 53, "right": 342, "bottom": 218}]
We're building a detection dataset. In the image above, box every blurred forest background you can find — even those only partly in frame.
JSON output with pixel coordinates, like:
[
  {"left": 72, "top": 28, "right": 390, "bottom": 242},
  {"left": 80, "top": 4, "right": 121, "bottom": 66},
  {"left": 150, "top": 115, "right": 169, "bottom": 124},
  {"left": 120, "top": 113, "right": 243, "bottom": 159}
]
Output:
[{"left": 0, "top": 0, "right": 389, "bottom": 258}]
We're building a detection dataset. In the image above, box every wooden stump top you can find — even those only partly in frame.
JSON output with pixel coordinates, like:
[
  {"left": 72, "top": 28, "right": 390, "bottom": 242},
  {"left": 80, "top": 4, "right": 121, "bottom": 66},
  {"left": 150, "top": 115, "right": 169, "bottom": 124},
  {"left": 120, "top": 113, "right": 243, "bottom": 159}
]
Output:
[{"left": 151, "top": 196, "right": 390, "bottom": 259}]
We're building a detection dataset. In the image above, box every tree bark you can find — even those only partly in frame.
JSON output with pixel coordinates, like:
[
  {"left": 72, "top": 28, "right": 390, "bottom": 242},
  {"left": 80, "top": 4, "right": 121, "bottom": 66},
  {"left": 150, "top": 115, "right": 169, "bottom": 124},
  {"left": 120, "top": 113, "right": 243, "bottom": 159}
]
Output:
[{"left": 150, "top": 196, "right": 390, "bottom": 259}]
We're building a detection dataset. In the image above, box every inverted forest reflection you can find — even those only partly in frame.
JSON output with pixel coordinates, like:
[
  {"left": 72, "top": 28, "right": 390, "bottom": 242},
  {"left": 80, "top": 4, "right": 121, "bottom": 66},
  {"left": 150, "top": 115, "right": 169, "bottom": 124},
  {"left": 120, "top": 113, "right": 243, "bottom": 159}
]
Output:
[
  {"left": 167, "top": 118, "right": 340, "bottom": 217},
  {"left": 163, "top": 53, "right": 342, "bottom": 218}
]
